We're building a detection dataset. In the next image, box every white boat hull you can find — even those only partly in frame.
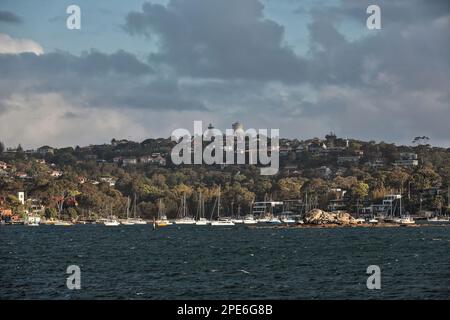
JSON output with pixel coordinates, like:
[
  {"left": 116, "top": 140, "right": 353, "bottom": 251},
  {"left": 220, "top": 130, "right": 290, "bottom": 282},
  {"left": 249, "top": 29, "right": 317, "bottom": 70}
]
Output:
[
  {"left": 174, "top": 219, "right": 196, "bottom": 225},
  {"left": 211, "top": 220, "right": 235, "bottom": 226},
  {"left": 103, "top": 221, "right": 120, "bottom": 226},
  {"left": 54, "top": 221, "right": 73, "bottom": 226}
]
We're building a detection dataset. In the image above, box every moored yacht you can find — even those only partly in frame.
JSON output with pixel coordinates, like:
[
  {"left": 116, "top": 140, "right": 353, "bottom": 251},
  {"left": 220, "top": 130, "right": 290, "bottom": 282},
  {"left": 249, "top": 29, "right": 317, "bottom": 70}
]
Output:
[
  {"left": 25, "top": 215, "right": 40, "bottom": 226},
  {"left": 54, "top": 220, "right": 74, "bottom": 226},
  {"left": 427, "top": 216, "right": 449, "bottom": 222},
  {"left": 210, "top": 186, "right": 235, "bottom": 226},
  {"left": 156, "top": 199, "right": 172, "bottom": 226},
  {"left": 120, "top": 197, "right": 135, "bottom": 225},
  {"left": 129, "top": 218, "right": 147, "bottom": 224},
  {"left": 195, "top": 218, "right": 210, "bottom": 225},
  {"left": 280, "top": 212, "right": 296, "bottom": 224},
  {"left": 267, "top": 216, "right": 282, "bottom": 224},
  {"left": 211, "top": 218, "right": 235, "bottom": 226},
  {"left": 174, "top": 194, "right": 196, "bottom": 225},
  {"left": 195, "top": 192, "right": 210, "bottom": 225},
  {"left": 394, "top": 216, "right": 415, "bottom": 225},
  {"left": 102, "top": 217, "right": 120, "bottom": 226},
  {"left": 242, "top": 215, "right": 257, "bottom": 224}
]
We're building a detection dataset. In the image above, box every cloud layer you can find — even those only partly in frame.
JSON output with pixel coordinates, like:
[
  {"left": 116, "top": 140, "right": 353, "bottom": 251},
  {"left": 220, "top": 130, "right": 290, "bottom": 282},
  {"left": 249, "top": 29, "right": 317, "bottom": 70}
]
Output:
[
  {"left": 0, "top": 0, "right": 449, "bottom": 148},
  {"left": 0, "top": 33, "right": 43, "bottom": 55}
]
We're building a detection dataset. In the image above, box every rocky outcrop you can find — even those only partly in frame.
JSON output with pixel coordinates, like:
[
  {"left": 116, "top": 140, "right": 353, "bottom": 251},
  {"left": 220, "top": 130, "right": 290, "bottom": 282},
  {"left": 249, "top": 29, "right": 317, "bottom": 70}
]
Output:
[{"left": 303, "top": 209, "right": 357, "bottom": 225}]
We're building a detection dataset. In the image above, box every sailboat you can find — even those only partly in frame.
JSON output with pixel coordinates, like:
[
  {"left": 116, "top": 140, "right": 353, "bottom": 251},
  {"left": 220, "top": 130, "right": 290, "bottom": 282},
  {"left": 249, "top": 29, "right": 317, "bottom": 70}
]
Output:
[
  {"left": 210, "top": 186, "right": 235, "bottom": 226},
  {"left": 195, "top": 192, "right": 210, "bottom": 225},
  {"left": 393, "top": 193, "right": 415, "bottom": 225},
  {"left": 120, "top": 197, "right": 135, "bottom": 225},
  {"left": 156, "top": 199, "right": 172, "bottom": 227},
  {"left": 428, "top": 216, "right": 450, "bottom": 222},
  {"left": 231, "top": 204, "right": 244, "bottom": 224},
  {"left": 129, "top": 194, "right": 147, "bottom": 224},
  {"left": 174, "top": 194, "right": 196, "bottom": 224},
  {"left": 243, "top": 215, "right": 257, "bottom": 224},
  {"left": 26, "top": 214, "right": 40, "bottom": 226},
  {"left": 102, "top": 204, "right": 120, "bottom": 226}
]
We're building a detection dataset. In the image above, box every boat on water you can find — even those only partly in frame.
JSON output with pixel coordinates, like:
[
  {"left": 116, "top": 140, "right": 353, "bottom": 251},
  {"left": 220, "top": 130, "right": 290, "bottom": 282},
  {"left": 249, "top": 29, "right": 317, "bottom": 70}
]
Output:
[
  {"left": 256, "top": 215, "right": 271, "bottom": 223},
  {"left": 25, "top": 215, "right": 40, "bottom": 226},
  {"left": 280, "top": 212, "right": 296, "bottom": 224},
  {"left": 230, "top": 204, "right": 245, "bottom": 224},
  {"left": 120, "top": 197, "right": 135, "bottom": 225},
  {"left": 102, "top": 217, "right": 120, "bottom": 226},
  {"left": 355, "top": 218, "right": 366, "bottom": 224},
  {"left": 100, "top": 204, "right": 121, "bottom": 226},
  {"left": 211, "top": 218, "right": 235, "bottom": 226},
  {"left": 210, "top": 186, "right": 235, "bottom": 226},
  {"left": 242, "top": 215, "right": 257, "bottom": 224},
  {"left": 368, "top": 218, "right": 379, "bottom": 224},
  {"left": 54, "top": 220, "right": 73, "bottom": 226},
  {"left": 174, "top": 217, "right": 196, "bottom": 224},
  {"left": 174, "top": 194, "right": 196, "bottom": 225},
  {"left": 120, "top": 220, "right": 135, "bottom": 225},
  {"left": 195, "top": 218, "right": 210, "bottom": 225},
  {"left": 267, "top": 217, "right": 282, "bottom": 224},
  {"left": 130, "top": 218, "right": 147, "bottom": 224},
  {"left": 427, "top": 216, "right": 450, "bottom": 222},
  {"left": 394, "top": 216, "right": 415, "bottom": 225},
  {"left": 194, "top": 192, "right": 210, "bottom": 225},
  {"left": 156, "top": 199, "right": 172, "bottom": 227},
  {"left": 281, "top": 217, "right": 296, "bottom": 224}
]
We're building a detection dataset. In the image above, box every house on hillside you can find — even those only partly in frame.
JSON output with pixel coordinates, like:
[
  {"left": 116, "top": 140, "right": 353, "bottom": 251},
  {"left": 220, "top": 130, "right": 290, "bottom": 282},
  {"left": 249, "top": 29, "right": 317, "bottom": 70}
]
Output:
[{"left": 37, "top": 146, "right": 55, "bottom": 155}]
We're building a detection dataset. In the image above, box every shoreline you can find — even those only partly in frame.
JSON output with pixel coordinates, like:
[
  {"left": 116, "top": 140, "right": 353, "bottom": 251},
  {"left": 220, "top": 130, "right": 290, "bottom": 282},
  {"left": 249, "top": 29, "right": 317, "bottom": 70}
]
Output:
[{"left": 249, "top": 222, "right": 450, "bottom": 229}]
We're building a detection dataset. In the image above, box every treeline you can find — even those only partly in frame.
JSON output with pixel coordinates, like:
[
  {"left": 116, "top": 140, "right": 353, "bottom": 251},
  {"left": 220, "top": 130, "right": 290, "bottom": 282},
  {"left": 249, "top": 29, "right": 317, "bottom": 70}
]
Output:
[{"left": 1, "top": 139, "right": 450, "bottom": 219}]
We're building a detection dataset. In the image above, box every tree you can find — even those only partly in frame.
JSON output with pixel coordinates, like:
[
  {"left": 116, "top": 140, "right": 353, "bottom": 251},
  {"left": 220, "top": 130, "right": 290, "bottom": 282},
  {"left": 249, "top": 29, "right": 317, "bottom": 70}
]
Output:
[
  {"left": 0, "top": 140, "right": 4, "bottom": 153},
  {"left": 45, "top": 207, "right": 58, "bottom": 219},
  {"left": 411, "top": 164, "right": 441, "bottom": 190},
  {"left": 352, "top": 181, "right": 369, "bottom": 200},
  {"left": 67, "top": 207, "right": 78, "bottom": 220},
  {"left": 386, "top": 168, "right": 410, "bottom": 191},
  {"left": 276, "top": 177, "right": 304, "bottom": 199}
]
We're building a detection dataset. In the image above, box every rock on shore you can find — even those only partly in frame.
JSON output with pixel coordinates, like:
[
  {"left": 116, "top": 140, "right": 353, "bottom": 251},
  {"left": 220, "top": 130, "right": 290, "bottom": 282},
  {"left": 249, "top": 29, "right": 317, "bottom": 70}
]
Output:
[{"left": 303, "top": 209, "right": 357, "bottom": 225}]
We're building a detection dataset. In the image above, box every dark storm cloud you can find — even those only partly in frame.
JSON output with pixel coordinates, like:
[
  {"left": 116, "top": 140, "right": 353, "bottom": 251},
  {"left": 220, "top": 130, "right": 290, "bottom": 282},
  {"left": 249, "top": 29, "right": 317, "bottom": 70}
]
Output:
[
  {"left": 0, "top": 50, "right": 206, "bottom": 112},
  {"left": 296, "top": 0, "right": 450, "bottom": 25},
  {"left": 0, "top": 10, "right": 22, "bottom": 24},
  {"left": 294, "top": 0, "right": 450, "bottom": 144},
  {"left": 124, "top": 0, "right": 306, "bottom": 82},
  {"left": 1, "top": 0, "right": 450, "bottom": 146},
  {"left": 300, "top": 0, "right": 450, "bottom": 92}
]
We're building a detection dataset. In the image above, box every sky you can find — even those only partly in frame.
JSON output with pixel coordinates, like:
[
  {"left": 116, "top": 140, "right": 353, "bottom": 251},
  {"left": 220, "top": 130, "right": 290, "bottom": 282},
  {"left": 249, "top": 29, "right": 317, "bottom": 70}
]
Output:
[{"left": 0, "top": 0, "right": 449, "bottom": 149}]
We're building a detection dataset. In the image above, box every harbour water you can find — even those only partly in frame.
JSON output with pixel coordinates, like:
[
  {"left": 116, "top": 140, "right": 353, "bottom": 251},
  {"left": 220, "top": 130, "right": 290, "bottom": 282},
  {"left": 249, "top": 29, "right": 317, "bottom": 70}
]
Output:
[{"left": 1, "top": 224, "right": 449, "bottom": 299}]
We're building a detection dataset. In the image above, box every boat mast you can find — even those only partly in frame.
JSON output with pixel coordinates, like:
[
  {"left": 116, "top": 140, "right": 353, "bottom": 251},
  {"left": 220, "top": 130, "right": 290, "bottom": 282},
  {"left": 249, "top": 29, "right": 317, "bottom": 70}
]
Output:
[
  {"left": 183, "top": 193, "right": 187, "bottom": 218},
  {"left": 217, "top": 186, "right": 221, "bottom": 219},
  {"left": 126, "top": 197, "right": 130, "bottom": 219},
  {"left": 133, "top": 193, "right": 137, "bottom": 218}
]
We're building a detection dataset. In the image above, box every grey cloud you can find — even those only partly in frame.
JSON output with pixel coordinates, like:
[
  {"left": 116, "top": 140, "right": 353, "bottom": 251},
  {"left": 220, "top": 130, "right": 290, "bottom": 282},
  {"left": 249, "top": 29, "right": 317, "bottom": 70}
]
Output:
[
  {"left": 125, "top": 0, "right": 306, "bottom": 82},
  {"left": 0, "top": 50, "right": 206, "bottom": 112},
  {"left": 297, "top": 0, "right": 450, "bottom": 25},
  {"left": 0, "top": 10, "right": 22, "bottom": 24},
  {"left": 2, "top": 0, "right": 450, "bottom": 147}
]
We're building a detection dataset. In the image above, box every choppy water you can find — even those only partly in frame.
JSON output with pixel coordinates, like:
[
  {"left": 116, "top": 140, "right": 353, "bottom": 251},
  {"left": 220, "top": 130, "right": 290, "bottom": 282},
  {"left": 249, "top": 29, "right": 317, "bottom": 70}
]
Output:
[{"left": 1, "top": 224, "right": 449, "bottom": 299}]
